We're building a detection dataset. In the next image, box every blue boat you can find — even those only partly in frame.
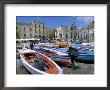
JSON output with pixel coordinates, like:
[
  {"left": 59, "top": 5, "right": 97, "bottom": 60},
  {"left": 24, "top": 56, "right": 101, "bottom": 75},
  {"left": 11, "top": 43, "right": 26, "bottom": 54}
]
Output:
[
  {"left": 55, "top": 47, "right": 94, "bottom": 62},
  {"left": 33, "top": 46, "right": 94, "bottom": 62},
  {"left": 76, "top": 49, "right": 94, "bottom": 62},
  {"left": 76, "top": 54, "right": 94, "bottom": 61}
]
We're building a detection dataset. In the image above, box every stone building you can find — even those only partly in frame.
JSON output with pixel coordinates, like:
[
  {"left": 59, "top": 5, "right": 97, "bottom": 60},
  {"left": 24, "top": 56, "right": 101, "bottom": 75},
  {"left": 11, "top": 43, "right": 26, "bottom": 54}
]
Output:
[
  {"left": 56, "top": 24, "right": 77, "bottom": 43},
  {"left": 44, "top": 27, "right": 55, "bottom": 39},
  {"left": 86, "top": 21, "right": 94, "bottom": 42},
  {"left": 17, "top": 20, "right": 94, "bottom": 43},
  {"left": 56, "top": 21, "right": 94, "bottom": 43},
  {"left": 16, "top": 20, "right": 55, "bottom": 39}
]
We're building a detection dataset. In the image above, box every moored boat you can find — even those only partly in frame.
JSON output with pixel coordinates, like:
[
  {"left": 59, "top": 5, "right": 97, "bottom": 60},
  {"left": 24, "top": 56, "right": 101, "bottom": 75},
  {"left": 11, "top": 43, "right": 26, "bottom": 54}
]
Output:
[
  {"left": 76, "top": 49, "right": 94, "bottom": 62},
  {"left": 20, "top": 49, "right": 63, "bottom": 74},
  {"left": 51, "top": 47, "right": 94, "bottom": 62},
  {"left": 76, "top": 54, "right": 94, "bottom": 61},
  {"left": 36, "top": 47, "right": 72, "bottom": 67}
]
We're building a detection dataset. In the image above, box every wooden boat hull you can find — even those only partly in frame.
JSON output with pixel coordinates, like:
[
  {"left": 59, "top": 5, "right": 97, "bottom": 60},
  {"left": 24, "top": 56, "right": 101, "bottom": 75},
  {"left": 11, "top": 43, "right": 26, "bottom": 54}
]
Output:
[
  {"left": 21, "top": 58, "right": 45, "bottom": 74},
  {"left": 48, "top": 56, "right": 72, "bottom": 67},
  {"left": 20, "top": 49, "right": 63, "bottom": 74},
  {"left": 34, "top": 47, "right": 72, "bottom": 67}
]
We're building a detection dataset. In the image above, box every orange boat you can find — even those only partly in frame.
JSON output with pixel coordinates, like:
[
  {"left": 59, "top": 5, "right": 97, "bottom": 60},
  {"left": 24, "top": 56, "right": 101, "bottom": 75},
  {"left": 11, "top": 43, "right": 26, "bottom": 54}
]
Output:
[
  {"left": 20, "top": 49, "right": 63, "bottom": 74},
  {"left": 53, "top": 41, "right": 69, "bottom": 48}
]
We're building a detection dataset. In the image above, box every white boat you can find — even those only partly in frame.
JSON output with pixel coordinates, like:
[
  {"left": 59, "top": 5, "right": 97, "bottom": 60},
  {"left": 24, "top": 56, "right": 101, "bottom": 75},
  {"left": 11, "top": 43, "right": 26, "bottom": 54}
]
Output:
[
  {"left": 20, "top": 49, "right": 63, "bottom": 74},
  {"left": 39, "top": 47, "right": 72, "bottom": 67},
  {"left": 50, "top": 47, "right": 94, "bottom": 62}
]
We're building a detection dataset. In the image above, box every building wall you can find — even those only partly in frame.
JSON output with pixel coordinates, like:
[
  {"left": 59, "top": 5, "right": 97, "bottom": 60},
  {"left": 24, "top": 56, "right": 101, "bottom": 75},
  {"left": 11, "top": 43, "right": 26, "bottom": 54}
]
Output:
[
  {"left": 16, "top": 20, "right": 55, "bottom": 39},
  {"left": 56, "top": 21, "right": 94, "bottom": 43},
  {"left": 17, "top": 24, "right": 33, "bottom": 39},
  {"left": 56, "top": 24, "right": 77, "bottom": 42},
  {"left": 17, "top": 20, "right": 94, "bottom": 43}
]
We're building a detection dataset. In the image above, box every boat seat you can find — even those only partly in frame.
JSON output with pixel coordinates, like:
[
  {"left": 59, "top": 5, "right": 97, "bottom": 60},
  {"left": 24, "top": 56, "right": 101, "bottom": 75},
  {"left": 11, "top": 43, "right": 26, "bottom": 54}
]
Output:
[
  {"left": 25, "top": 57, "right": 29, "bottom": 59},
  {"left": 29, "top": 56, "right": 34, "bottom": 58},
  {"left": 28, "top": 60, "right": 34, "bottom": 63}
]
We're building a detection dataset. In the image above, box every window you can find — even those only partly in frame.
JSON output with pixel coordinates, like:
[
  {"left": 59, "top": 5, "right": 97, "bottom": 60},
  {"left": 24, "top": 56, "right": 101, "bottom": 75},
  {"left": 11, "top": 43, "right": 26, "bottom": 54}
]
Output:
[
  {"left": 76, "top": 33, "right": 77, "bottom": 36},
  {"left": 39, "top": 35, "right": 41, "bottom": 38},
  {"left": 60, "top": 34, "right": 62, "bottom": 38},
  {"left": 30, "top": 28, "right": 32, "bottom": 31},
  {"left": 71, "top": 27, "right": 73, "bottom": 30},
  {"left": 35, "top": 24, "right": 37, "bottom": 28},
  {"left": 34, "top": 35, "right": 37, "bottom": 38},
  {"left": 16, "top": 27, "right": 18, "bottom": 30},
  {"left": 66, "top": 34, "right": 68, "bottom": 38},
  {"left": 81, "top": 34, "right": 82, "bottom": 38},
  {"left": 39, "top": 29, "right": 41, "bottom": 33},
  {"left": 24, "top": 28, "right": 25, "bottom": 30},
  {"left": 71, "top": 33, "right": 72, "bottom": 38},
  {"left": 24, "top": 34, "right": 26, "bottom": 38}
]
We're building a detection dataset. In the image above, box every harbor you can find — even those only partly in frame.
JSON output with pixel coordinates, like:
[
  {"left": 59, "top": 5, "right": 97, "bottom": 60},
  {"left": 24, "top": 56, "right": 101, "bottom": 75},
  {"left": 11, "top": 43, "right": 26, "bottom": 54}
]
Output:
[
  {"left": 16, "top": 40, "right": 94, "bottom": 74},
  {"left": 16, "top": 16, "right": 94, "bottom": 74},
  {"left": 16, "top": 59, "right": 94, "bottom": 74}
]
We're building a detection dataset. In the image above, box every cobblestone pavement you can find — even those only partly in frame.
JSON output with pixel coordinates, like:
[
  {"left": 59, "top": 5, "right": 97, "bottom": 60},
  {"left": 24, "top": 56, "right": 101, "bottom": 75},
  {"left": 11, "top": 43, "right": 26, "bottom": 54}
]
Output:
[{"left": 16, "top": 59, "right": 94, "bottom": 74}]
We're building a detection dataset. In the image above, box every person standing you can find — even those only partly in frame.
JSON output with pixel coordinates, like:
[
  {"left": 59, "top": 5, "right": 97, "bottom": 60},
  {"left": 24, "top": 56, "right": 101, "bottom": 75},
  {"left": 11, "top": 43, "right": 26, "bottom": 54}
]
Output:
[
  {"left": 30, "top": 41, "right": 34, "bottom": 50},
  {"left": 68, "top": 46, "right": 79, "bottom": 68}
]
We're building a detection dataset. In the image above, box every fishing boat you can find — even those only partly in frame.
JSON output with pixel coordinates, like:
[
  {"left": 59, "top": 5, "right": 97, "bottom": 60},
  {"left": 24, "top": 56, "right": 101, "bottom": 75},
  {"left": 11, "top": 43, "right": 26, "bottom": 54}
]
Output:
[
  {"left": 51, "top": 47, "right": 94, "bottom": 62},
  {"left": 76, "top": 49, "right": 94, "bottom": 62},
  {"left": 34, "top": 47, "right": 72, "bottom": 67},
  {"left": 38, "top": 39, "right": 54, "bottom": 48},
  {"left": 76, "top": 54, "right": 94, "bottom": 61},
  {"left": 20, "top": 49, "right": 63, "bottom": 74},
  {"left": 55, "top": 40, "right": 69, "bottom": 48}
]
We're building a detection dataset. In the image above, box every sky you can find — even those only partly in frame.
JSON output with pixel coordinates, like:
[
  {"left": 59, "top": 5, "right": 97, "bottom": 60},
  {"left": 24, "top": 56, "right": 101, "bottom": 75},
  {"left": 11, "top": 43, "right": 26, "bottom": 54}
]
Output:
[{"left": 16, "top": 16, "right": 94, "bottom": 29}]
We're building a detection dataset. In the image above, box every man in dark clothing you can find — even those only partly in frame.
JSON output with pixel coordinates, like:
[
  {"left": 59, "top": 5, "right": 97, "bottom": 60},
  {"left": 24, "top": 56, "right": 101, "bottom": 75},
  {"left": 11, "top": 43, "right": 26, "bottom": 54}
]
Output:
[
  {"left": 68, "top": 46, "right": 79, "bottom": 67},
  {"left": 30, "top": 41, "right": 34, "bottom": 50}
]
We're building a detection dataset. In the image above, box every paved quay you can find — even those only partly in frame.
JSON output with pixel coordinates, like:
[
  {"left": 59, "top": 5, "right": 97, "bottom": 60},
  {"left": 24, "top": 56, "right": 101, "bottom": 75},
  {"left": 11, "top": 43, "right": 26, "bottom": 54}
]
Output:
[{"left": 16, "top": 59, "right": 94, "bottom": 74}]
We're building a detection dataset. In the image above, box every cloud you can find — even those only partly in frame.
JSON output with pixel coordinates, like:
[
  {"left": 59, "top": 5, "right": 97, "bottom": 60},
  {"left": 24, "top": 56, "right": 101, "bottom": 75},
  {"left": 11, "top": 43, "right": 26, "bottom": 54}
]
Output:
[
  {"left": 76, "top": 16, "right": 94, "bottom": 22},
  {"left": 72, "top": 16, "right": 94, "bottom": 27}
]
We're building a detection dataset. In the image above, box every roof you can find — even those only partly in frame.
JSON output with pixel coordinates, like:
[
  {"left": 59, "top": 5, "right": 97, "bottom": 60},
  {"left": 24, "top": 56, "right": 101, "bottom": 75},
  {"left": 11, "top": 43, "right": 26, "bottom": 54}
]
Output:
[
  {"left": 32, "top": 20, "right": 45, "bottom": 24},
  {"left": 16, "top": 22, "right": 31, "bottom": 26}
]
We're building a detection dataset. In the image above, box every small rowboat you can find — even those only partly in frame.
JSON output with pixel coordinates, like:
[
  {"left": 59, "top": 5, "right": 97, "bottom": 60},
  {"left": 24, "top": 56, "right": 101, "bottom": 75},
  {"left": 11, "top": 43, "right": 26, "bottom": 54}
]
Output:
[
  {"left": 37, "top": 47, "right": 72, "bottom": 67},
  {"left": 20, "top": 49, "right": 63, "bottom": 74}
]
